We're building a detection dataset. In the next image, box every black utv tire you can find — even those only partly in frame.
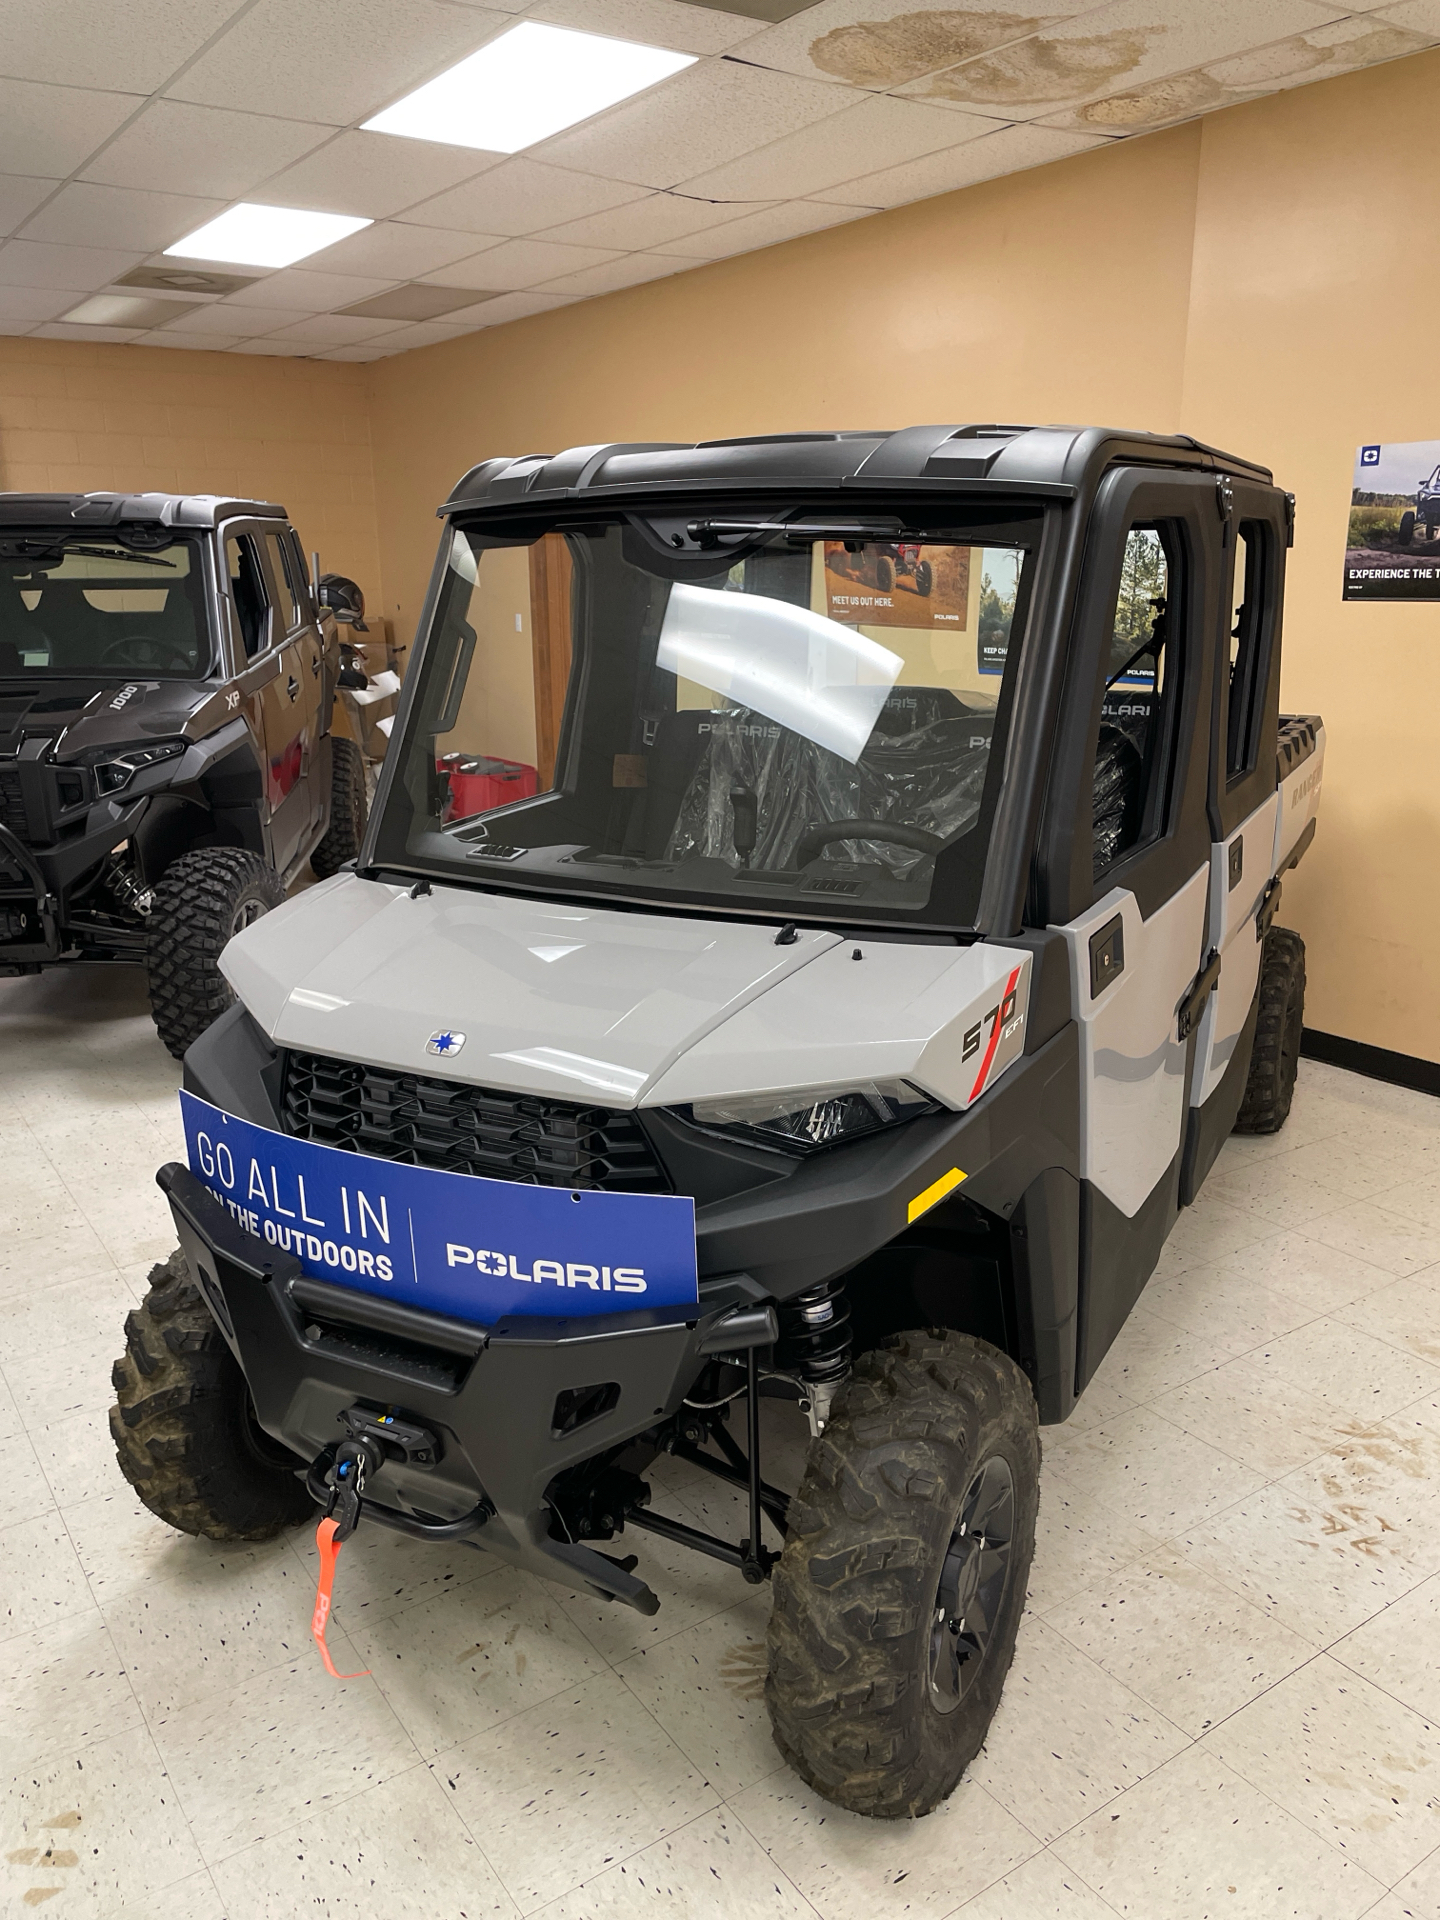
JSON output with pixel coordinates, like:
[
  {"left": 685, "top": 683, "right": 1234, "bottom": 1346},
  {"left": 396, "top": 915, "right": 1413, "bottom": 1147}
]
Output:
[
  {"left": 875, "top": 554, "right": 895, "bottom": 593},
  {"left": 310, "top": 735, "right": 368, "bottom": 879},
  {"left": 1233, "top": 925, "right": 1305, "bottom": 1134},
  {"left": 1399, "top": 510, "right": 1416, "bottom": 545},
  {"left": 110, "top": 1250, "right": 313, "bottom": 1540},
  {"left": 914, "top": 559, "right": 933, "bottom": 596},
  {"left": 146, "top": 848, "right": 286, "bottom": 1058},
  {"left": 767, "top": 1330, "right": 1039, "bottom": 1820}
]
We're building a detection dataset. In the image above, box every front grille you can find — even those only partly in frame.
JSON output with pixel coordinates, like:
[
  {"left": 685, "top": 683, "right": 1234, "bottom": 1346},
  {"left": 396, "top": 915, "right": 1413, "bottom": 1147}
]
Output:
[
  {"left": 281, "top": 1050, "right": 670, "bottom": 1193},
  {"left": 0, "top": 770, "right": 26, "bottom": 837}
]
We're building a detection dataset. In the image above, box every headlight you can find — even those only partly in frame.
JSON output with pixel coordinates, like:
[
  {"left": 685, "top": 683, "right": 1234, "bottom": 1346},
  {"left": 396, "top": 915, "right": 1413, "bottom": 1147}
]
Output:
[
  {"left": 680, "top": 1079, "right": 937, "bottom": 1154},
  {"left": 95, "top": 740, "right": 186, "bottom": 795}
]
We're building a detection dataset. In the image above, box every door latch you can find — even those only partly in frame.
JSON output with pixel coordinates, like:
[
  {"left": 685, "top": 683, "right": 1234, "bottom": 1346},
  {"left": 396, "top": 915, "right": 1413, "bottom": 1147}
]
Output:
[
  {"left": 286, "top": 674, "right": 299, "bottom": 702},
  {"left": 1177, "top": 948, "right": 1222, "bottom": 1041}
]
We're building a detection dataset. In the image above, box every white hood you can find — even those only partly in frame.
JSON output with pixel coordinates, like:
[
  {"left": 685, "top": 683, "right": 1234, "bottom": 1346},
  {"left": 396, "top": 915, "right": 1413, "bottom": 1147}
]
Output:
[{"left": 222, "top": 874, "right": 1032, "bottom": 1111}]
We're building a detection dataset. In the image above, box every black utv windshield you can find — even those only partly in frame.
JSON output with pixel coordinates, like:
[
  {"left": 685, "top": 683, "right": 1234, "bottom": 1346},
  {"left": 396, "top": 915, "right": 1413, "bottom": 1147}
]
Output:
[
  {"left": 372, "top": 502, "right": 1040, "bottom": 929},
  {"left": 0, "top": 531, "right": 212, "bottom": 677}
]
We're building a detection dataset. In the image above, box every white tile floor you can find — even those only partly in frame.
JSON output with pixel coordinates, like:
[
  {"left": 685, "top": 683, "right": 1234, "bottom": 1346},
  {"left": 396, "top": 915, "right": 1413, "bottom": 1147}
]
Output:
[{"left": 3, "top": 962, "right": 1440, "bottom": 1918}]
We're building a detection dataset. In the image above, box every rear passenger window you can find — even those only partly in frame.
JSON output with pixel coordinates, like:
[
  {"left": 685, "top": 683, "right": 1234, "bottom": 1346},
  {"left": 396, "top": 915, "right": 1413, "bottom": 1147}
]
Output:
[
  {"left": 225, "top": 534, "right": 272, "bottom": 660},
  {"left": 1225, "top": 522, "right": 1272, "bottom": 783},
  {"left": 1092, "top": 522, "right": 1182, "bottom": 878},
  {"left": 265, "top": 532, "right": 302, "bottom": 633}
]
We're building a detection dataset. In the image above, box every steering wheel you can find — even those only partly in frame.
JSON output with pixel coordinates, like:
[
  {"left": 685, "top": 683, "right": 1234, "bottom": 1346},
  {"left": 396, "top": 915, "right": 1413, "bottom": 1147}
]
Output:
[
  {"left": 97, "top": 635, "right": 193, "bottom": 672},
  {"left": 794, "top": 819, "right": 945, "bottom": 869}
]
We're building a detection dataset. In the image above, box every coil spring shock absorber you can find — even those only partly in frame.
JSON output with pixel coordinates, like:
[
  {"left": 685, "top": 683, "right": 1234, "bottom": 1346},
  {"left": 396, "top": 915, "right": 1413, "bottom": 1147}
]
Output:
[{"left": 775, "top": 1280, "right": 852, "bottom": 1436}]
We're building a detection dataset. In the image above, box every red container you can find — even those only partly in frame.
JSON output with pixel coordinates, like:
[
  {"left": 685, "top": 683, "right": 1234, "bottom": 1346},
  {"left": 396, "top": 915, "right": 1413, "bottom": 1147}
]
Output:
[{"left": 438, "top": 752, "right": 538, "bottom": 822}]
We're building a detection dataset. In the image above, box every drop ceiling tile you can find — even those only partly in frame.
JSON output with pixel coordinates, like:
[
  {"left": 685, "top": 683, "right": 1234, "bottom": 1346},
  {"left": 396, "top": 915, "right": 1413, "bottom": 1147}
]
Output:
[
  {"left": 442, "top": 288, "right": 578, "bottom": 327},
  {"left": 727, "top": 0, "right": 1104, "bottom": 90},
  {"left": 0, "top": 77, "right": 143, "bottom": 178},
  {"left": 0, "top": 0, "right": 241, "bottom": 92},
  {"left": 811, "top": 121, "right": 1111, "bottom": 207},
  {"left": 20, "top": 183, "right": 227, "bottom": 253},
  {"left": 81, "top": 101, "right": 333, "bottom": 200},
  {"left": 531, "top": 56, "right": 850, "bottom": 189},
  {"left": 231, "top": 338, "right": 313, "bottom": 354},
  {"left": 220, "top": 267, "right": 399, "bottom": 311},
  {"left": 538, "top": 189, "right": 772, "bottom": 250},
  {"left": 315, "top": 343, "right": 395, "bottom": 360},
  {"left": 265, "top": 314, "right": 404, "bottom": 345},
  {"left": 0, "top": 239, "right": 145, "bottom": 289},
  {"left": 654, "top": 194, "right": 874, "bottom": 256},
  {"left": 533, "top": 250, "right": 686, "bottom": 297},
  {"left": 679, "top": 91, "right": 1004, "bottom": 200},
  {"left": 524, "top": 0, "right": 767, "bottom": 55},
  {"left": 0, "top": 283, "right": 73, "bottom": 323},
  {"left": 425, "top": 235, "right": 623, "bottom": 289},
  {"left": 354, "top": 318, "right": 484, "bottom": 349},
  {"left": 135, "top": 329, "right": 243, "bottom": 350},
  {"left": 1376, "top": 0, "right": 1440, "bottom": 16},
  {"left": 898, "top": 0, "right": 1356, "bottom": 123},
  {"left": 0, "top": 175, "right": 57, "bottom": 238},
  {"left": 167, "top": 0, "right": 512, "bottom": 126},
  {"left": 402, "top": 158, "right": 648, "bottom": 238},
  {"left": 416, "top": 236, "right": 622, "bottom": 288},
  {"left": 300, "top": 220, "right": 496, "bottom": 279},
  {"left": 165, "top": 301, "right": 311, "bottom": 335},
  {"left": 31, "top": 322, "right": 144, "bottom": 343},
  {"left": 254, "top": 130, "right": 499, "bottom": 222}
]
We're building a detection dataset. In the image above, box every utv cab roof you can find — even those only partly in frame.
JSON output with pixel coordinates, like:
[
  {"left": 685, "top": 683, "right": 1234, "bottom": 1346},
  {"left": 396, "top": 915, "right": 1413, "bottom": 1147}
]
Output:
[
  {"left": 0, "top": 491, "right": 287, "bottom": 530},
  {"left": 441, "top": 423, "right": 1274, "bottom": 517}
]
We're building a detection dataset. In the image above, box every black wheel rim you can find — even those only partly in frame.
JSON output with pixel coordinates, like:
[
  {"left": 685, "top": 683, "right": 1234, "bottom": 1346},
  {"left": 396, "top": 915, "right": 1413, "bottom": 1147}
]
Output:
[
  {"left": 231, "top": 896, "right": 268, "bottom": 936},
  {"left": 928, "top": 1454, "right": 1016, "bottom": 1714}
]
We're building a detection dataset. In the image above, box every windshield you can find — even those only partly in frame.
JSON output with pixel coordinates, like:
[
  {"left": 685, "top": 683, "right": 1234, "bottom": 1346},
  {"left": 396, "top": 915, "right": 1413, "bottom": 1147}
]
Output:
[
  {"left": 372, "top": 504, "right": 1038, "bottom": 929},
  {"left": 0, "top": 531, "right": 212, "bottom": 677}
]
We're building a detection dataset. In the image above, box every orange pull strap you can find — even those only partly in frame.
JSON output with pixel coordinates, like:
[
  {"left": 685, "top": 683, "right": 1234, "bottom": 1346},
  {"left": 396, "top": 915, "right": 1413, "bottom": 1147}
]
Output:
[{"left": 311, "top": 1517, "right": 370, "bottom": 1679}]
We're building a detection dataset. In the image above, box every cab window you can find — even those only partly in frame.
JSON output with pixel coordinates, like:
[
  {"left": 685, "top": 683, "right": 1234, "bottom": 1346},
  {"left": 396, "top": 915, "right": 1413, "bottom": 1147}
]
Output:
[
  {"left": 226, "top": 534, "right": 273, "bottom": 660},
  {"left": 1092, "top": 522, "right": 1183, "bottom": 878}
]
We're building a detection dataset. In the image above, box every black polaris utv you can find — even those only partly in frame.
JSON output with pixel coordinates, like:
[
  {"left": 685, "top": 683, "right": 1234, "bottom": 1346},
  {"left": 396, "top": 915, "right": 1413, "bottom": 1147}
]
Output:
[
  {"left": 0, "top": 491, "right": 371, "bottom": 1054},
  {"left": 1397, "top": 462, "right": 1440, "bottom": 544},
  {"left": 109, "top": 426, "right": 1322, "bottom": 1819}
]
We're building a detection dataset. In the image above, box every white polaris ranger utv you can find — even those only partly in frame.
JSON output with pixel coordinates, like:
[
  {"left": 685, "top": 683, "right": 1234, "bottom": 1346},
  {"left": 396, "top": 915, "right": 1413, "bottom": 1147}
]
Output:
[{"left": 111, "top": 425, "right": 1322, "bottom": 1819}]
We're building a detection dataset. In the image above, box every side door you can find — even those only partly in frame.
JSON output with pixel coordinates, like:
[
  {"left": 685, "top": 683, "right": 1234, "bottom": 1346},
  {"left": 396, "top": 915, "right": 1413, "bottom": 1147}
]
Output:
[
  {"left": 225, "top": 525, "right": 310, "bottom": 874},
  {"left": 1180, "top": 486, "right": 1288, "bottom": 1201},
  {"left": 1040, "top": 470, "right": 1221, "bottom": 1389}
]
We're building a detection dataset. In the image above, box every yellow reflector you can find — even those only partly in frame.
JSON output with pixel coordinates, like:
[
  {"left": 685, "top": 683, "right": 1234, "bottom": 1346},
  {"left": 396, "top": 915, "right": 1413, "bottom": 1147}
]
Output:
[{"left": 908, "top": 1166, "right": 967, "bottom": 1223}]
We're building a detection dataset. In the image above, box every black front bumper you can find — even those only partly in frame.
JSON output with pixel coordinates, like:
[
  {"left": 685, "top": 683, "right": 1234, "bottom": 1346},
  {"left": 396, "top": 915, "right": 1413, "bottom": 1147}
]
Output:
[{"left": 161, "top": 1162, "right": 749, "bottom": 1611}]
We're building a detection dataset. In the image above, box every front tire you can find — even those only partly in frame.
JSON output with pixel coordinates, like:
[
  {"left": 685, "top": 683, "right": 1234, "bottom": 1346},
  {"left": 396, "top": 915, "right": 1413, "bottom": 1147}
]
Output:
[
  {"left": 766, "top": 1331, "right": 1039, "bottom": 1819},
  {"left": 146, "top": 848, "right": 286, "bottom": 1058},
  {"left": 310, "top": 735, "right": 368, "bottom": 879},
  {"left": 1399, "top": 510, "right": 1416, "bottom": 546},
  {"left": 110, "top": 1251, "right": 313, "bottom": 1540},
  {"left": 875, "top": 555, "right": 895, "bottom": 593},
  {"left": 1233, "top": 926, "right": 1305, "bottom": 1134},
  {"left": 914, "top": 559, "right": 933, "bottom": 596}
]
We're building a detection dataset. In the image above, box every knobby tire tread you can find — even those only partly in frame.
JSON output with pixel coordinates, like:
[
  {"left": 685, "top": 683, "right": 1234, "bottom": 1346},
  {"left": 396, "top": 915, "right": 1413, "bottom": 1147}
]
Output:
[
  {"left": 310, "top": 736, "right": 367, "bottom": 879},
  {"left": 146, "top": 847, "right": 285, "bottom": 1058},
  {"left": 1234, "top": 925, "right": 1305, "bottom": 1134}
]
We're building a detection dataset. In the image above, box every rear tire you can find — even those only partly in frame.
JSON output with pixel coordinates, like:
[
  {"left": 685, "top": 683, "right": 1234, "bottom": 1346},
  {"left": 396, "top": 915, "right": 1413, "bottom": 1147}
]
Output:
[
  {"left": 146, "top": 848, "right": 285, "bottom": 1058},
  {"left": 1233, "top": 925, "right": 1305, "bottom": 1134},
  {"left": 110, "top": 1250, "right": 312, "bottom": 1540},
  {"left": 310, "top": 735, "right": 368, "bottom": 879},
  {"left": 914, "top": 559, "right": 933, "bottom": 596},
  {"left": 766, "top": 1330, "right": 1039, "bottom": 1819}
]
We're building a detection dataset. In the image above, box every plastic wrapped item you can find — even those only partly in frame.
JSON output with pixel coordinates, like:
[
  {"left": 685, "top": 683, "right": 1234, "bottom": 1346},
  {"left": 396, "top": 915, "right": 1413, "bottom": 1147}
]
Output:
[{"left": 664, "top": 687, "right": 994, "bottom": 876}]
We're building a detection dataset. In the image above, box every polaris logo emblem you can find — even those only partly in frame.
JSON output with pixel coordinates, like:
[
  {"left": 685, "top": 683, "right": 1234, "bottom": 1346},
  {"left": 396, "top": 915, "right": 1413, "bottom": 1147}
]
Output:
[{"left": 426, "top": 1030, "right": 465, "bottom": 1057}]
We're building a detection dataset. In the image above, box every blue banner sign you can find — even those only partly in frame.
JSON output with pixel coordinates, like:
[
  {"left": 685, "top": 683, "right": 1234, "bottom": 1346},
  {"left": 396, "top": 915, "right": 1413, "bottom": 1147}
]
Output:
[{"left": 179, "top": 1092, "right": 699, "bottom": 1324}]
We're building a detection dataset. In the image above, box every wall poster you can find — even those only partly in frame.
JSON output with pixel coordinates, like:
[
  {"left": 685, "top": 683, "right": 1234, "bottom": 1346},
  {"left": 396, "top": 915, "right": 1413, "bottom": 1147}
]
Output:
[
  {"left": 823, "top": 541, "right": 969, "bottom": 629},
  {"left": 1344, "top": 440, "right": 1440, "bottom": 600}
]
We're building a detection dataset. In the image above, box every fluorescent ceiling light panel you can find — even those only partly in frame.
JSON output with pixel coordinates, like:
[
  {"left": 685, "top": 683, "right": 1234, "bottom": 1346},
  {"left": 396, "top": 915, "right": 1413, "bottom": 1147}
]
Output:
[
  {"left": 363, "top": 23, "right": 696, "bottom": 154},
  {"left": 165, "top": 204, "right": 372, "bottom": 269}
]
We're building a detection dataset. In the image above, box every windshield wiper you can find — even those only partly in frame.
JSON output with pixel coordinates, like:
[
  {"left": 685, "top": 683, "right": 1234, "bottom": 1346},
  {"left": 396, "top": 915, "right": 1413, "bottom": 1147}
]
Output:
[{"left": 0, "top": 540, "right": 177, "bottom": 571}]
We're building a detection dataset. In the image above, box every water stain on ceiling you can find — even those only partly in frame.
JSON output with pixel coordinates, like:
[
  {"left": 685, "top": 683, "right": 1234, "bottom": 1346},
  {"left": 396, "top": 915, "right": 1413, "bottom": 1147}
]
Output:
[
  {"left": 1069, "top": 21, "right": 1430, "bottom": 132},
  {"left": 808, "top": 9, "right": 1055, "bottom": 89},
  {"left": 917, "top": 26, "right": 1155, "bottom": 107}
]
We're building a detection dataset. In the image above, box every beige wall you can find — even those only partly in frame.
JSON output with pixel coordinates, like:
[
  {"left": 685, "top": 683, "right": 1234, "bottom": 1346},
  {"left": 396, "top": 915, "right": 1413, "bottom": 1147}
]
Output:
[
  {"left": 0, "top": 337, "right": 382, "bottom": 594},
  {"left": 365, "top": 49, "right": 1440, "bottom": 1063}
]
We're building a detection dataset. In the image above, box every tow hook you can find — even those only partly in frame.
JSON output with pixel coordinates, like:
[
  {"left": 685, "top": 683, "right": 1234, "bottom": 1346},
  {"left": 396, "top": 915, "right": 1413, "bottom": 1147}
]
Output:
[{"left": 309, "top": 1425, "right": 390, "bottom": 1680}]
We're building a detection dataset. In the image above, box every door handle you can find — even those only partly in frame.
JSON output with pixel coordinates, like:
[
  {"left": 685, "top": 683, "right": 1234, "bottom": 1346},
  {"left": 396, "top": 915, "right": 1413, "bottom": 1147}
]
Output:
[
  {"left": 1177, "top": 948, "right": 1222, "bottom": 1041},
  {"left": 286, "top": 675, "right": 299, "bottom": 702},
  {"left": 310, "top": 652, "right": 321, "bottom": 676}
]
